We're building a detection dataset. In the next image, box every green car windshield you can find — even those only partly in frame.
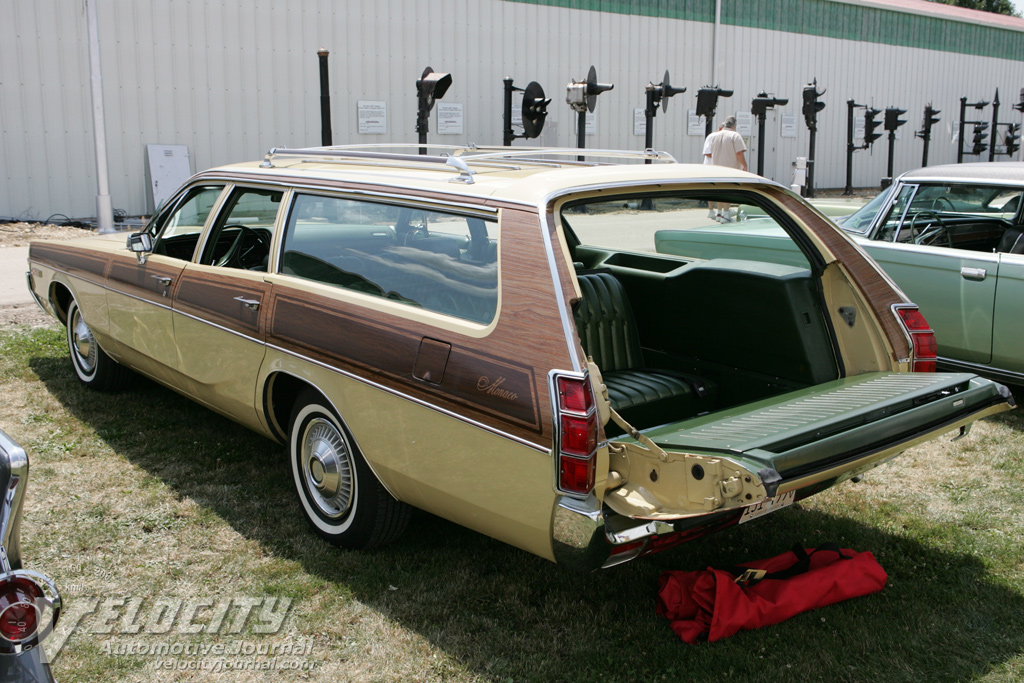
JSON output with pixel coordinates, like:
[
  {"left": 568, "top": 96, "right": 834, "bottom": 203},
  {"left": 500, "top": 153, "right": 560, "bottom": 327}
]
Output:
[{"left": 846, "top": 182, "right": 1024, "bottom": 242}]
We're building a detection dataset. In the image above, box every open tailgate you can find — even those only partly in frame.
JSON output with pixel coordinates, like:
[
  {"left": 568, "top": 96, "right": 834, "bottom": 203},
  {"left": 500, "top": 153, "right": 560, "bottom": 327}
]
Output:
[{"left": 604, "top": 372, "right": 1014, "bottom": 520}]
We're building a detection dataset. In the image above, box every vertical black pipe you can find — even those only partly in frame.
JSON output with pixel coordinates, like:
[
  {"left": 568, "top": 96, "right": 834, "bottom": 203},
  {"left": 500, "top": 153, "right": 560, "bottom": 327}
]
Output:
[
  {"left": 756, "top": 114, "right": 767, "bottom": 177},
  {"left": 644, "top": 88, "right": 655, "bottom": 164},
  {"left": 921, "top": 106, "right": 932, "bottom": 168},
  {"left": 990, "top": 90, "right": 1000, "bottom": 162},
  {"left": 317, "top": 48, "right": 332, "bottom": 147},
  {"left": 417, "top": 89, "right": 428, "bottom": 155},
  {"left": 577, "top": 110, "right": 586, "bottom": 161},
  {"left": 806, "top": 129, "right": 817, "bottom": 198},
  {"left": 958, "top": 97, "right": 967, "bottom": 164},
  {"left": 844, "top": 100, "right": 855, "bottom": 195},
  {"left": 886, "top": 130, "right": 896, "bottom": 181},
  {"left": 503, "top": 77, "right": 515, "bottom": 147}
]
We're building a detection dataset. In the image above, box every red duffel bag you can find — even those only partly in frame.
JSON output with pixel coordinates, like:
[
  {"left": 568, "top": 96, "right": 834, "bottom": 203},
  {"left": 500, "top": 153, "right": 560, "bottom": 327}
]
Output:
[{"left": 657, "top": 543, "right": 887, "bottom": 643}]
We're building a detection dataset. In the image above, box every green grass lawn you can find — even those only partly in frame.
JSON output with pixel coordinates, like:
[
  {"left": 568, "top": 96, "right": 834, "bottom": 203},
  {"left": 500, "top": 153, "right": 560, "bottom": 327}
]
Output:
[{"left": 1, "top": 324, "right": 1023, "bottom": 682}]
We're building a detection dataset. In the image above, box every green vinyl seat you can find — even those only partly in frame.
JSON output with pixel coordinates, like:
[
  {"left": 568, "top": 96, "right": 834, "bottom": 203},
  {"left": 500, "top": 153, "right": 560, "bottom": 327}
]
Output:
[{"left": 574, "top": 272, "right": 714, "bottom": 430}]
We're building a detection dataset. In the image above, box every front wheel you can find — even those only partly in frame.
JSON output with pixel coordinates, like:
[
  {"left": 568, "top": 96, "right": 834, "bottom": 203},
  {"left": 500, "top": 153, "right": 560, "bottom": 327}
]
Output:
[
  {"left": 288, "top": 390, "right": 409, "bottom": 549},
  {"left": 66, "top": 299, "right": 131, "bottom": 391}
]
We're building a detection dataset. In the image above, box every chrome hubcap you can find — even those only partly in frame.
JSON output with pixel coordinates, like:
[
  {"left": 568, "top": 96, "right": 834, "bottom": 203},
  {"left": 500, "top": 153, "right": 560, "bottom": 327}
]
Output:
[
  {"left": 300, "top": 417, "right": 353, "bottom": 519},
  {"left": 71, "top": 309, "right": 97, "bottom": 374}
]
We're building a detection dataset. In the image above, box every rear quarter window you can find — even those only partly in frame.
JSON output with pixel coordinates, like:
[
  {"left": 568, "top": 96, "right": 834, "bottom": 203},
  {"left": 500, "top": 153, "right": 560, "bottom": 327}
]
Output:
[{"left": 280, "top": 194, "right": 499, "bottom": 325}]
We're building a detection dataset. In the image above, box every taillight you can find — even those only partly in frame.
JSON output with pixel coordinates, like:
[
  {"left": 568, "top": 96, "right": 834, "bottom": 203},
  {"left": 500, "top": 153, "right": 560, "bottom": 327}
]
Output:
[
  {"left": 896, "top": 305, "right": 937, "bottom": 372},
  {"left": 0, "top": 570, "right": 62, "bottom": 654},
  {"left": 0, "top": 576, "right": 42, "bottom": 645},
  {"left": 554, "top": 374, "right": 599, "bottom": 496}
]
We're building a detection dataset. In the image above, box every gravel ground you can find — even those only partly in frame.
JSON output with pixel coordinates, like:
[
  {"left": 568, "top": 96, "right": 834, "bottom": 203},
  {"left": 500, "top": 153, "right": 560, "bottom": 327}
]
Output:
[
  {"left": 0, "top": 222, "right": 93, "bottom": 328},
  {"left": 0, "top": 221, "right": 93, "bottom": 247}
]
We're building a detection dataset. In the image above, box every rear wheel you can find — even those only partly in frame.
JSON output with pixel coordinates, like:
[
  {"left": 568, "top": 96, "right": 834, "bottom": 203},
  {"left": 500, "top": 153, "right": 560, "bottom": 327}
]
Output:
[
  {"left": 288, "top": 390, "right": 409, "bottom": 549},
  {"left": 65, "top": 299, "right": 131, "bottom": 391}
]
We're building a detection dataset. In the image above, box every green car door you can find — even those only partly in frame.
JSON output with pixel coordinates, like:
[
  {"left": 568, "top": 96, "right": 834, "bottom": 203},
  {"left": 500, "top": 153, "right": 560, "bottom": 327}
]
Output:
[
  {"left": 991, "top": 251, "right": 1024, "bottom": 375},
  {"left": 858, "top": 239, "right": 997, "bottom": 365}
]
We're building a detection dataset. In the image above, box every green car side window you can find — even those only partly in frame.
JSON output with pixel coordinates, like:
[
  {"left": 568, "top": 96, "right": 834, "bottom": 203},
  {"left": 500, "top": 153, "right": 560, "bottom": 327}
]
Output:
[{"left": 879, "top": 185, "right": 918, "bottom": 243}]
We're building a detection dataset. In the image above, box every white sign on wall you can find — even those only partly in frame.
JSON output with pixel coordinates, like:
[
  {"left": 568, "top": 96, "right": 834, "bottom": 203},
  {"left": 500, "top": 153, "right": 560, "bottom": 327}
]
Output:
[
  {"left": 688, "top": 109, "right": 705, "bottom": 136},
  {"left": 780, "top": 113, "right": 798, "bottom": 138},
  {"left": 574, "top": 112, "right": 597, "bottom": 136},
  {"left": 736, "top": 111, "right": 753, "bottom": 137},
  {"left": 357, "top": 101, "right": 387, "bottom": 135},
  {"left": 634, "top": 108, "right": 647, "bottom": 137},
  {"left": 437, "top": 103, "right": 464, "bottom": 135}
]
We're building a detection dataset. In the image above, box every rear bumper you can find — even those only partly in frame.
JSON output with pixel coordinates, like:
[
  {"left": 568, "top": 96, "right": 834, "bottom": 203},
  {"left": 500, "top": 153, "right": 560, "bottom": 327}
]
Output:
[{"left": 551, "top": 382, "right": 1015, "bottom": 571}]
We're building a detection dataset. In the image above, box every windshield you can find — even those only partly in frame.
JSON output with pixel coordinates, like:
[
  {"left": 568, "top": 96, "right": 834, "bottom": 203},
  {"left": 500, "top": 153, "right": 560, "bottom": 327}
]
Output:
[{"left": 839, "top": 188, "right": 893, "bottom": 234}]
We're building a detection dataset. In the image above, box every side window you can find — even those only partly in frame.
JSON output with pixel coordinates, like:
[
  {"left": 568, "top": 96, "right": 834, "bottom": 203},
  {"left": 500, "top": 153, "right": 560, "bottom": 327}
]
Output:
[
  {"left": 152, "top": 186, "right": 224, "bottom": 261},
  {"left": 879, "top": 184, "right": 918, "bottom": 243},
  {"left": 281, "top": 194, "right": 498, "bottom": 324},
  {"left": 200, "top": 188, "right": 283, "bottom": 271}
]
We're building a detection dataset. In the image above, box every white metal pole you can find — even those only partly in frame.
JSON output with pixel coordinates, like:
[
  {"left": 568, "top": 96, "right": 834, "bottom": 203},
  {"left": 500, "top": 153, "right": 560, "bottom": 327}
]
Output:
[
  {"left": 712, "top": 0, "right": 721, "bottom": 86},
  {"left": 85, "top": 0, "right": 114, "bottom": 233}
]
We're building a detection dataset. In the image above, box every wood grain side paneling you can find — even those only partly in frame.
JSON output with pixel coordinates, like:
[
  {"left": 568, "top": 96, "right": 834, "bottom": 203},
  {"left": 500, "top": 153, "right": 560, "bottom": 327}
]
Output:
[
  {"left": 30, "top": 243, "right": 110, "bottom": 283},
  {"left": 175, "top": 269, "right": 267, "bottom": 338},
  {"left": 107, "top": 254, "right": 184, "bottom": 305}
]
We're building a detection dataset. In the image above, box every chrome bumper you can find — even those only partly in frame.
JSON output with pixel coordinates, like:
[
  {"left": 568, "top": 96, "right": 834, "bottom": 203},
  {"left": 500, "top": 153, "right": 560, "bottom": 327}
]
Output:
[{"left": 551, "top": 494, "right": 675, "bottom": 571}]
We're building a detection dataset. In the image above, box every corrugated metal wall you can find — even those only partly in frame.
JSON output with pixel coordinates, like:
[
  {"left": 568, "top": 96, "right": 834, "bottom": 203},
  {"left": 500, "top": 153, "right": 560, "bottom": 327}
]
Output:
[{"left": 2, "top": 0, "right": 1023, "bottom": 219}]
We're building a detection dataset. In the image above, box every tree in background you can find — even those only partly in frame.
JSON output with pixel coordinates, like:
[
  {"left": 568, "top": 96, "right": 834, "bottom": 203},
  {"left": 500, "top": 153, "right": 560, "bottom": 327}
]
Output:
[{"left": 929, "top": 0, "right": 1019, "bottom": 16}]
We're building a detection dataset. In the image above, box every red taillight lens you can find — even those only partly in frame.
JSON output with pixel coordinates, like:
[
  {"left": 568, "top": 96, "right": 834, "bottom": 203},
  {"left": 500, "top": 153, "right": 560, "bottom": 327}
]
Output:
[
  {"left": 554, "top": 374, "right": 600, "bottom": 496},
  {"left": 896, "top": 306, "right": 937, "bottom": 372},
  {"left": 0, "top": 577, "right": 41, "bottom": 644},
  {"left": 559, "top": 454, "right": 595, "bottom": 494},
  {"left": 557, "top": 376, "right": 594, "bottom": 413},
  {"left": 560, "top": 413, "right": 598, "bottom": 457}
]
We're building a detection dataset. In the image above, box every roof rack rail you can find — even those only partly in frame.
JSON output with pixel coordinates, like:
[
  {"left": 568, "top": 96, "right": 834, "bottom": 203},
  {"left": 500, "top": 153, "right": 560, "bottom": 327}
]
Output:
[{"left": 258, "top": 144, "right": 677, "bottom": 173}]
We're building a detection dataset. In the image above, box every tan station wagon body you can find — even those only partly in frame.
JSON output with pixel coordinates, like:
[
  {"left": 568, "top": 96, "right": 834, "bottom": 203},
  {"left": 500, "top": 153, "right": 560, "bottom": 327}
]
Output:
[{"left": 27, "top": 146, "right": 1014, "bottom": 570}]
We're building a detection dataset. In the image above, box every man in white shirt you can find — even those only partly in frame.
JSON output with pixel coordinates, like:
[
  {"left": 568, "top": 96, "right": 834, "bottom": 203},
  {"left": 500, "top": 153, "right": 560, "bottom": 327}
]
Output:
[{"left": 707, "top": 116, "right": 748, "bottom": 222}]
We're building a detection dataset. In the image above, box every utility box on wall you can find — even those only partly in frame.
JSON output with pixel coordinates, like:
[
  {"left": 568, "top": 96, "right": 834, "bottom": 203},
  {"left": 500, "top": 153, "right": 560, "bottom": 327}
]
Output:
[{"left": 145, "top": 144, "right": 191, "bottom": 214}]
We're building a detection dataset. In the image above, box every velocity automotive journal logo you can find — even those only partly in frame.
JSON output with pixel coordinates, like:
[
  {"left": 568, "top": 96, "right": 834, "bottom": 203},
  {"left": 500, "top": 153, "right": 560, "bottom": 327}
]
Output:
[{"left": 39, "top": 595, "right": 315, "bottom": 671}]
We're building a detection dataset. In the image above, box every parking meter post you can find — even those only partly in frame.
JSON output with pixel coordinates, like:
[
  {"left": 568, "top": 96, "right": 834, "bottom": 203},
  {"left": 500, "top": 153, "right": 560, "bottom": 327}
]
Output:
[
  {"left": 317, "top": 49, "right": 332, "bottom": 147},
  {"left": 990, "top": 89, "right": 1000, "bottom": 162},
  {"left": 503, "top": 77, "right": 515, "bottom": 147}
]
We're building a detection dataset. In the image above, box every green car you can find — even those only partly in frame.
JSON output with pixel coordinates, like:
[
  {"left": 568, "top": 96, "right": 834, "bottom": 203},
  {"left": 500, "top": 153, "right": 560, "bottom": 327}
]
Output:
[
  {"left": 656, "top": 162, "right": 1024, "bottom": 386},
  {"left": 839, "top": 163, "right": 1024, "bottom": 385}
]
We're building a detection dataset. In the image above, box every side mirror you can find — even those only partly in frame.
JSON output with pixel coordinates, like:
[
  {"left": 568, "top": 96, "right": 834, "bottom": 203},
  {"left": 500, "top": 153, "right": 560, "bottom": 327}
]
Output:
[{"left": 127, "top": 233, "right": 153, "bottom": 264}]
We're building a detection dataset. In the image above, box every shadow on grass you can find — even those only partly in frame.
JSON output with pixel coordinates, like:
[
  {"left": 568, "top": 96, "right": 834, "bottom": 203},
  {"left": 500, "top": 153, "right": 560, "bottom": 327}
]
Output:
[{"left": 31, "top": 353, "right": 1024, "bottom": 683}]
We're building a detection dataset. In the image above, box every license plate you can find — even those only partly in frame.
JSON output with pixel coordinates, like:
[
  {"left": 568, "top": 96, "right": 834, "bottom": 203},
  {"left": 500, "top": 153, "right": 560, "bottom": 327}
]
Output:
[{"left": 738, "top": 490, "right": 796, "bottom": 524}]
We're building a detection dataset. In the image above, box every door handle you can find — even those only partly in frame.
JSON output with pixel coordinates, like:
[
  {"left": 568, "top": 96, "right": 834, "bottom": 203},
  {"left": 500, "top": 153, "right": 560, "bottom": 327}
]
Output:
[
  {"left": 233, "top": 296, "right": 261, "bottom": 311},
  {"left": 151, "top": 275, "right": 173, "bottom": 296},
  {"left": 960, "top": 267, "right": 987, "bottom": 281}
]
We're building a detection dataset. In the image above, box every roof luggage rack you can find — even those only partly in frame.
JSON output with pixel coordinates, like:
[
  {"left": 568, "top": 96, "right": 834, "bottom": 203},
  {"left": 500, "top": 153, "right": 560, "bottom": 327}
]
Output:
[{"left": 258, "top": 144, "right": 677, "bottom": 183}]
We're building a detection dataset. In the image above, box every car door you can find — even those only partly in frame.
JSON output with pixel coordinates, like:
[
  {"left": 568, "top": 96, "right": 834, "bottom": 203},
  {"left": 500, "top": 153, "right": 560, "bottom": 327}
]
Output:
[
  {"left": 106, "top": 185, "right": 226, "bottom": 383},
  {"left": 171, "top": 186, "right": 284, "bottom": 430},
  {"left": 858, "top": 183, "right": 997, "bottom": 365},
  {"left": 991, "top": 251, "right": 1024, "bottom": 376}
]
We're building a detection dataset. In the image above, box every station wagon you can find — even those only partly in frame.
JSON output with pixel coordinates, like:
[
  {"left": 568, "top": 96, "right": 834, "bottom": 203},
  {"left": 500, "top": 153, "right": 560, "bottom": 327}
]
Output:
[{"left": 26, "top": 146, "right": 1014, "bottom": 570}]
